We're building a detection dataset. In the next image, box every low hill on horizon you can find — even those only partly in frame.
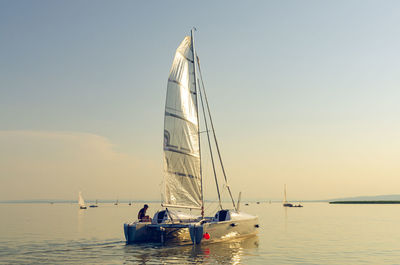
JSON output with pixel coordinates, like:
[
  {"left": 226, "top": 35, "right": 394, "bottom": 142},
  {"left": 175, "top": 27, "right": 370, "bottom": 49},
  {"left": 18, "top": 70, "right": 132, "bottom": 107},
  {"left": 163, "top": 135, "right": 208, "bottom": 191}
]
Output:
[{"left": 329, "top": 194, "right": 400, "bottom": 202}]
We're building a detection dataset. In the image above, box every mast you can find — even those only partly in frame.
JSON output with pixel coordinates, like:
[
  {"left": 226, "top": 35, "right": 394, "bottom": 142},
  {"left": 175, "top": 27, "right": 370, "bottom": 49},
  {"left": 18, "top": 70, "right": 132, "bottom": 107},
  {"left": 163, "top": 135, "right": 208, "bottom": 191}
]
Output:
[
  {"left": 191, "top": 28, "right": 204, "bottom": 217},
  {"left": 284, "top": 184, "right": 287, "bottom": 203}
]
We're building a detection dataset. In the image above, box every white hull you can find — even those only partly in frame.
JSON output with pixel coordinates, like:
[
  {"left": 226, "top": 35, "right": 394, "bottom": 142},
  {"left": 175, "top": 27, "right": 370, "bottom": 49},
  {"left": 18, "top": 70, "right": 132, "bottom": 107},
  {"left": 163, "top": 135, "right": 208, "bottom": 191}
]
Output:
[
  {"left": 124, "top": 210, "right": 259, "bottom": 244},
  {"left": 190, "top": 216, "right": 259, "bottom": 244}
]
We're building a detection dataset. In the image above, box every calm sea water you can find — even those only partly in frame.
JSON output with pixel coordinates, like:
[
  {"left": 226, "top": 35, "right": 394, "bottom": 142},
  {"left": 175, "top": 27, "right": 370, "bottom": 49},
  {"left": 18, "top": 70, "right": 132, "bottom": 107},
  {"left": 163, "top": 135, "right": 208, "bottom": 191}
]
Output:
[{"left": 0, "top": 202, "right": 399, "bottom": 264}]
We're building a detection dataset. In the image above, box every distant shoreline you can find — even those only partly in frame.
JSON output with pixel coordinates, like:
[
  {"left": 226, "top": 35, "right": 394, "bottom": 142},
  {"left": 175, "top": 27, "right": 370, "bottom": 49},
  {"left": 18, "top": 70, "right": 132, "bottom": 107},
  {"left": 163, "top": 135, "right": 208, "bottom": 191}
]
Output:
[
  {"left": 0, "top": 200, "right": 159, "bottom": 204},
  {"left": 0, "top": 199, "right": 221, "bottom": 204},
  {"left": 330, "top": 201, "right": 400, "bottom": 204}
]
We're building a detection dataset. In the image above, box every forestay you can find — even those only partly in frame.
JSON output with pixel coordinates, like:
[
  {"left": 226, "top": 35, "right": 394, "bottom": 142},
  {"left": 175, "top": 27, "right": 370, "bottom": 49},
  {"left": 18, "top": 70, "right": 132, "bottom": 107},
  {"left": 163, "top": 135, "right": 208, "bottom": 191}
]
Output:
[{"left": 162, "top": 36, "right": 202, "bottom": 209}]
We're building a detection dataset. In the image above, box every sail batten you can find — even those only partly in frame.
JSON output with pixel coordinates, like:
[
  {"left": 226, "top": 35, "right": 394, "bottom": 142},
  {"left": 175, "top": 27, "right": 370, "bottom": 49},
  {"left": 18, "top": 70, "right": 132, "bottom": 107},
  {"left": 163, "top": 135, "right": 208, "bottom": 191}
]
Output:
[
  {"left": 162, "top": 36, "right": 202, "bottom": 209},
  {"left": 165, "top": 111, "right": 197, "bottom": 126}
]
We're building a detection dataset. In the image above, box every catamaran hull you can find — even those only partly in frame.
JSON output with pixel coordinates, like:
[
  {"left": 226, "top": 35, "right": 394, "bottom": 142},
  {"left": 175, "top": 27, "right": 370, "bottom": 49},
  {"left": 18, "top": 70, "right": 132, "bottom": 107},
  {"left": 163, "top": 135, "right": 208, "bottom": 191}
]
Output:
[
  {"left": 124, "top": 216, "right": 259, "bottom": 245},
  {"left": 124, "top": 223, "right": 191, "bottom": 244},
  {"left": 190, "top": 217, "right": 259, "bottom": 244}
]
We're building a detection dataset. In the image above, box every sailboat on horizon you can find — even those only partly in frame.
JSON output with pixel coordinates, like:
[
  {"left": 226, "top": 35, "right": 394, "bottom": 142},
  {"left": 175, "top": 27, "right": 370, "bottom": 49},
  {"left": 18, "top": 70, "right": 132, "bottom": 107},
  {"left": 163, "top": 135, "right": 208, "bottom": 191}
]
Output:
[
  {"left": 89, "top": 199, "right": 98, "bottom": 208},
  {"left": 283, "top": 184, "right": 303, "bottom": 208},
  {"left": 124, "top": 29, "right": 259, "bottom": 244},
  {"left": 78, "top": 192, "right": 87, "bottom": 209}
]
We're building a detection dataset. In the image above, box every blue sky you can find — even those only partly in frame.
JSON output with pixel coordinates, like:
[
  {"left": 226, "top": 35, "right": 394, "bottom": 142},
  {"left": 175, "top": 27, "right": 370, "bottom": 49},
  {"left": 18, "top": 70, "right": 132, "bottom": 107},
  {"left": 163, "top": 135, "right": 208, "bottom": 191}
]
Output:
[{"left": 1, "top": 1, "right": 400, "bottom": 201}]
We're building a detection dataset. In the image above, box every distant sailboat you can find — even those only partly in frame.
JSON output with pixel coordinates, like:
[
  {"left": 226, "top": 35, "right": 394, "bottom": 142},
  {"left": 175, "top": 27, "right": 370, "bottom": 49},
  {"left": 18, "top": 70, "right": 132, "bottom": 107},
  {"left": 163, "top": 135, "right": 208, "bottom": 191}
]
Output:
[
  {"left": 283, "top": 184, "right": 293, "bottom": 207},
  {"left": 124, "top": 29, "right": 259, "bottom": 244},
  {"left": 283, "top": 185, "right": 303, "bottom": 207},
  {"left": 114, "top": 199, "right": 119, "bottom": 206},
  {"left": 78, "top": 192, "right": 87, "bottom": 209},
  {"left": 89, "top": 199, "right": 98, "bottom": 208}
]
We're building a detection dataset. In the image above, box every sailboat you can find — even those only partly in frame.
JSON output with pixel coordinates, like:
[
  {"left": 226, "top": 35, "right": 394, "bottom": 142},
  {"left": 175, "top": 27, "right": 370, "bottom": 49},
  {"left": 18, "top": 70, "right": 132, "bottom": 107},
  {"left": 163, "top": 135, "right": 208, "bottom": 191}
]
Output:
[
  {"left": 124, "top": 29, "right": 259, "bottom": 244},
  {"left": 283, "top": 184, "right": 303, "bottom": 207},
  {"left": 78, "top": 192, "right": 87, "bottom": 209},
  {"left": 89, "top": 199, "right": 98, "bottom": 208},
  {"left": 283, "top": 184, "right": 293, "bottom": 207}
]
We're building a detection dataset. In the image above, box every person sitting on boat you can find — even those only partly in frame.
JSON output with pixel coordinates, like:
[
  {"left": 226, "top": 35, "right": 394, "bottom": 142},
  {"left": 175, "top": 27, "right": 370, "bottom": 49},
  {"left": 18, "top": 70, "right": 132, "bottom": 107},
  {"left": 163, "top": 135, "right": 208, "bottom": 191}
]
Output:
[{"left": 138, "top": 204, "right": 151, "bottom": 222}]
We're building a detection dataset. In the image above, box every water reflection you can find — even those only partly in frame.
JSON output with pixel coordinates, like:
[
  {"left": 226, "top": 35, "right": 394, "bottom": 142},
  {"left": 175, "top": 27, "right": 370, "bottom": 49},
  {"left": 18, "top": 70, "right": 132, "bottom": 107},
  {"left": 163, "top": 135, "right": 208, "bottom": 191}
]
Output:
[
  {"left": 123, "top": 235, "right": 259, "bottom": 264},
  {"left": 77, "top": 208, "right": 85, "bottom": 235},
  {"left": 284, "top": 207, "right": 288, "bottom": 232}
]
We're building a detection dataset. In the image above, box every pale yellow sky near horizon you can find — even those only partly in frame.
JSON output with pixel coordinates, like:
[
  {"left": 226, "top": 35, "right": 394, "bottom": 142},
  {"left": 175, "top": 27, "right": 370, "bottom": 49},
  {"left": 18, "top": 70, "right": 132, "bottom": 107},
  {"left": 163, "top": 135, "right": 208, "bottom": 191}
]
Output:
[{"left": 1, "top": 128, "right": 399, "bottom": 201}]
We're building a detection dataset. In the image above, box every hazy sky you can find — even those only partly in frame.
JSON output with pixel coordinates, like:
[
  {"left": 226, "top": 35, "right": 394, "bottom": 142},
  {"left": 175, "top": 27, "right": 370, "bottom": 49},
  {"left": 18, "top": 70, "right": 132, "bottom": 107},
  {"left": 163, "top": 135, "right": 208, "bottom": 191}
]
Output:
[{"left": 1, "top": 1, "right": 400, "bottom": 201}]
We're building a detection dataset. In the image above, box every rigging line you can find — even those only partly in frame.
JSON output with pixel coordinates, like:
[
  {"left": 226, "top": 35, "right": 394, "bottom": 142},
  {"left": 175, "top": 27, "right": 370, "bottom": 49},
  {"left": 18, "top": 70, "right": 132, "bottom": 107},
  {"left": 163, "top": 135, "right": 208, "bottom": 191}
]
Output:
[
  {"left": 196, "top": 55, "right": 237, "bottom": 211},
  {"left": 198, "top": 78, "right": 223, "bottom": 210}
]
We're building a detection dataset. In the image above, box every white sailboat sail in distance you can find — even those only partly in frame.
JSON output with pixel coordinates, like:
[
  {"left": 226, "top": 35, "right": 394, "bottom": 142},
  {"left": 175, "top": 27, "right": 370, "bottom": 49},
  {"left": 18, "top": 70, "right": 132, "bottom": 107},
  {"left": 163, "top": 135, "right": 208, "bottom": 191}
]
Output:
[
  {"left": 78, "top": 192, "right": 87, "bottom": 209},
  {"left": 163, "top": 36, "right": 202, "bottom": 210}
]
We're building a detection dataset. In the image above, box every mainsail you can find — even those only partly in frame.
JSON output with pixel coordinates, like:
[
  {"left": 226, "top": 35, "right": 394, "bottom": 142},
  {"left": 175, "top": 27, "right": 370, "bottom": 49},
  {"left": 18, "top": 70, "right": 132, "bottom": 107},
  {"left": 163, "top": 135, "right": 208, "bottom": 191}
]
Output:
[
  {"left": 78, "top": 192, "right": 86, "bottom": 208},
  {"left": 162, "top": 36, "right": 202, "bottom": 209}
]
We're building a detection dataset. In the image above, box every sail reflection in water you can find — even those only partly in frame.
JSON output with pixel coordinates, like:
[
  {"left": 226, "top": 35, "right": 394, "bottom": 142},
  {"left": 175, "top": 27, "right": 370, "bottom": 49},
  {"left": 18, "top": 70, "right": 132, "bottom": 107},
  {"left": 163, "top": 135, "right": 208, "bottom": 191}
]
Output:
[{"left": 122, "top": 235, "right": 259, "bottom": 264}]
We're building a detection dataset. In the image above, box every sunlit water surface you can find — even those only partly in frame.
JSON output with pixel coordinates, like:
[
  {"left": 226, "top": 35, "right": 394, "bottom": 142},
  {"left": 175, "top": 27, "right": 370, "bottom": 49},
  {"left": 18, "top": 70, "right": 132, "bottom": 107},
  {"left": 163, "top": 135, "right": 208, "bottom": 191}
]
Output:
[{"left": 1, "top": 202, "right": 400, "bottom": 264}]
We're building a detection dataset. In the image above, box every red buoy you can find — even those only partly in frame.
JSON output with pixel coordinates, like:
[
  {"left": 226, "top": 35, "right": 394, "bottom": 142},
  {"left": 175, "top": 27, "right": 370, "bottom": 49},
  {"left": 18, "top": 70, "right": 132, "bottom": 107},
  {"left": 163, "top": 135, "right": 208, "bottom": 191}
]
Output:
[{"left": 203, "top": 232, "right": 210, "bottom": 240}]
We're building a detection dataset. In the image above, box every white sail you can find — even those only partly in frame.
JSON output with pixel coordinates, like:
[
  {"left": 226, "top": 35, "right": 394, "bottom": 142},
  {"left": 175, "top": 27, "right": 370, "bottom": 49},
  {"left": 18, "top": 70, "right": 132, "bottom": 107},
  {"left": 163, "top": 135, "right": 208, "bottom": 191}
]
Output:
[
  {"left": 78, "top": 192, "right": 86, "bottom": 207},
  {"left": 162, "top": 36, "right": 202, "bottom": 209}
]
